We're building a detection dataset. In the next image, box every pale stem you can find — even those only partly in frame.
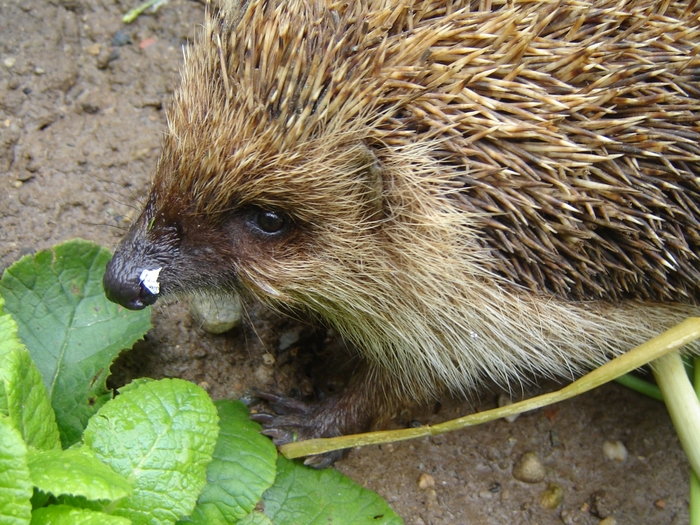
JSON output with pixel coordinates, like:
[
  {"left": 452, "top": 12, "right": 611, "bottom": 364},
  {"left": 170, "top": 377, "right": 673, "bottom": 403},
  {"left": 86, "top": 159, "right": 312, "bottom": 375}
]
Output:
[{"left": 653, "top": 351, "right": 700, "bottom": 479}]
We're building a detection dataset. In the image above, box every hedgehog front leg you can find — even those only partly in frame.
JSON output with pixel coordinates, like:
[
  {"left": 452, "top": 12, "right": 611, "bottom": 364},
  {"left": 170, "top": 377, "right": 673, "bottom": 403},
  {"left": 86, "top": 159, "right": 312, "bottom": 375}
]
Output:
[{"left": 250, "top": 363, "right": 398, "bottom": 468}]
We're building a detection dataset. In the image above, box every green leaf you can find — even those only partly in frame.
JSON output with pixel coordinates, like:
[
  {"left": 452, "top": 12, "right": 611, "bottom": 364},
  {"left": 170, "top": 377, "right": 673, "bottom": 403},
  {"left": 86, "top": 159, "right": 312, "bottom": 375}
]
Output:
[
  {"left": 0, "top": 296, "right": 23, "bottom": 358},
  {"left": 83, "top": 379, "right": 219, "bottom": 525},
  {"left": 52, "top": 495, "right": 102, "bottom": 513},
  {"left": 179, "top": 400, "right": 277, "bottom": 525},
  {"left": 0, "top": 415, "right": 32, "bottom": 525},
  {"left": 27, "top": 448, "right": 132, "bottom": 501},
  {"left": 30, "top": 505, "right": 131, "bottom": 525},
  {"left": 236, "top": 511, "right": 273, "bottom": 525},
  {"left": 116, "top": 378, "right": 153, "bottom": 396},
  {"left": 31, "top": 489, "right": 51, "bottom": 510},
  {"left": 262, "top": 456, "right": 403, "bottom": 525},
  {"left": 0, "top": 297, "right": 60, "bottom": 451},
  {"left": 0, "top": 239, "right": 152, "bottom": 447},
  {"left": 0, "top": 348, "right": 61, "bottom": 451}
]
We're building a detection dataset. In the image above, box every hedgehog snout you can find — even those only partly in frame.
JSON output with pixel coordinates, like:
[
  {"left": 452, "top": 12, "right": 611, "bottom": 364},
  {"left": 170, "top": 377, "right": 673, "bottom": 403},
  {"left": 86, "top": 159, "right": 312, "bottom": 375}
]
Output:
[{"left": 103, "top": 250, "right": 161, "bottom": 310}]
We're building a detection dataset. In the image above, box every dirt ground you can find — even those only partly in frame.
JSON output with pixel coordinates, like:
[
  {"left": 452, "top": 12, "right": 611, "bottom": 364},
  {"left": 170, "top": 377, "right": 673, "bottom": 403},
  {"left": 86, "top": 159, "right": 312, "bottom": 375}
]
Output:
[{"left": 0, "top": 0, "right": 693, "bottom": 523}]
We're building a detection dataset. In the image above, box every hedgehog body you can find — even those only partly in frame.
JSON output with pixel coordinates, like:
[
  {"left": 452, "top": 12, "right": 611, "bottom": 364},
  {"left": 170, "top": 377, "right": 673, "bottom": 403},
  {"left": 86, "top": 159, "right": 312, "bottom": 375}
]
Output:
[{"left": 104, "top": 0, "right": 700, "bottom": 465}]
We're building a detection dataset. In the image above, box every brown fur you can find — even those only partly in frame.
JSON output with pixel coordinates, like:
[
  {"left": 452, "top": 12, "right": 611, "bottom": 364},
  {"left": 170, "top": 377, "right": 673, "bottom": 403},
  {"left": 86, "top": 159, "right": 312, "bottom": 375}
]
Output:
[{"left": 105, "top": 0, "right": 700, "bottom": 458}]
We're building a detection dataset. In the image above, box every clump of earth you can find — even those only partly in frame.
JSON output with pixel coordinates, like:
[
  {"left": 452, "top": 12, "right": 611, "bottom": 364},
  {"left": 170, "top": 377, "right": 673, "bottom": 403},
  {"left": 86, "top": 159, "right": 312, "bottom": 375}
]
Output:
[{"left": 0, "top": 1, "right": 690, "bottom": 523}]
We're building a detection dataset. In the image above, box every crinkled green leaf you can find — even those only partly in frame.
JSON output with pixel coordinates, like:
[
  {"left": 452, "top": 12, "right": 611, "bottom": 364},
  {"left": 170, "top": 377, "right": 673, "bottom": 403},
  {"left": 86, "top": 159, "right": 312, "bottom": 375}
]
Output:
[
  {"left": 262, "top": 456, "right": 403, "bottom": 525},
  {"left": 30, "top": 505, "right": 131, "bottom": 525},
  {"left": 31, "top": 489, "right": 51, "bottom": 510},
  {"left": 237, "top": 511, "right": 273, "bottom": 525},
  {"left": 83, "top": 379, "right": 219, "bottom": 525},
  {"left": 0, "top": 415, "right": 32, "bottom": 525},
  {"left": 27, "top": 448, "right": 132, "bottom": 501},
  {"left": 53, "top": 495, "right": 103, "bottom": 513},
  {"left": 0, "top": 348, "right": 60, "bottom": 451},
  {"left": 0, "top": 297, "right": 23, "bottom": 358},
  {"left": 179, "top": 400, "right": 277, "bottom": 525},
  {"left": 117, "top": 378, "right": 153, "bottom": 395},
  {"left": 0, "top": 239, "right": 152, "bottom": 447},
  {"left": 0, "top": 297, "right": 60, "bottom": 451}
]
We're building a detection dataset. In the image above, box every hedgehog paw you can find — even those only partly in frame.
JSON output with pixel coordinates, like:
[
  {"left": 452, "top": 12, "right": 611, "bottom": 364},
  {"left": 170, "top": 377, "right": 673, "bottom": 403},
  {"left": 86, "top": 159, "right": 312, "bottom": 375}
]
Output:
[{"left": 248, "top": 390, "right": 349, "bottom": 468}]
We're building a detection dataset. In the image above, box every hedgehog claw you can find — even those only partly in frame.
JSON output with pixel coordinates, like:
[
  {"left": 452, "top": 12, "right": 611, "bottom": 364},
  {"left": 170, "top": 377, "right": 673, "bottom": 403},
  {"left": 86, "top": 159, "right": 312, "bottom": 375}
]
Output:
[
  {"left": 303, "top": 450, "right": 346, "bottom": 469},
  {"left": 250, "top": 389, "right": 285, "bottom": 403},
  {"left": 260, "top": 428, "right": 288, "bottom": 441},
  {"left": 249, "top": 412, "right": 274, "bottom": 424},
  {"left": 252, "top": 389, "right": 312, "bottom": 415}
]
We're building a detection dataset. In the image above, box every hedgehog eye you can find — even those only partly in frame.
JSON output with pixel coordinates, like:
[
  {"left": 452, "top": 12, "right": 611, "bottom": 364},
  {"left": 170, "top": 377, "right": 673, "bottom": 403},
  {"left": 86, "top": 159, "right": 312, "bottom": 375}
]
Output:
[{"left": 253, "top": 209, "right": 286, "bottom": 234}]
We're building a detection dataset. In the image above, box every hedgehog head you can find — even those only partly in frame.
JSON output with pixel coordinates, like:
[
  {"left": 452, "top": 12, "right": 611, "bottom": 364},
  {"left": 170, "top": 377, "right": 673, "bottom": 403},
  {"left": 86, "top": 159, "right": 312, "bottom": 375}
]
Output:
[{"left": 103, "top": 1, "right": 472, "bottom": 319}]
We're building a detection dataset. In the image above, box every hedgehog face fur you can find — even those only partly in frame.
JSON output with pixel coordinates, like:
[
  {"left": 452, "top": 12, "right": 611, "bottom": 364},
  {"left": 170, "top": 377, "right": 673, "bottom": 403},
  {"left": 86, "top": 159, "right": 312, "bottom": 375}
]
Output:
[{"left": 105, "top": 0, "right": 700, "bottom": 458}]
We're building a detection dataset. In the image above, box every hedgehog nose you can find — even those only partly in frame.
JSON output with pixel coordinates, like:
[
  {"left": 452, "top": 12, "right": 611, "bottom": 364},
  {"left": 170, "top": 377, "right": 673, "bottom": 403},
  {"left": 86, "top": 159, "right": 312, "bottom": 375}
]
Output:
[{"left": 103, "top": 255, "right": 158, "bottom": 310}]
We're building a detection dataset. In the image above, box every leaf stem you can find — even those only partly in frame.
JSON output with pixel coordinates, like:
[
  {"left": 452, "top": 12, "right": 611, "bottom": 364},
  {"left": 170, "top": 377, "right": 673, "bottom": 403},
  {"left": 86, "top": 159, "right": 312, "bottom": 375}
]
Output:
[
  {"left": 691, "top": 358, "right": 700, "bottom": 525},
  {"left": 653, "top": 352, "right": 700, "bottom": 479},
  {"left": 122, "top": 0, "right": 168, "bottom": 24},
  {"left": 614, "top": 374, "right": 663, "bottom": 401}
]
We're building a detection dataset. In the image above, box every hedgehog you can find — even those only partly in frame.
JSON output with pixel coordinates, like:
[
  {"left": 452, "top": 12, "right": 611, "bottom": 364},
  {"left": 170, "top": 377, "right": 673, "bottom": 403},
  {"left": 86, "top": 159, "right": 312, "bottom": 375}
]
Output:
[{"left": 104, "top": 0, "right": 700, "bottom": 466}]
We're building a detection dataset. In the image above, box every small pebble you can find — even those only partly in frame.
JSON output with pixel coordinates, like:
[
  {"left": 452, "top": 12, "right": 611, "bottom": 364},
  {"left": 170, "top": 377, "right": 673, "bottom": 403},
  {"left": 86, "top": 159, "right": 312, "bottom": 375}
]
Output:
[
  {"left": 97, "top": 49, "right": 120, "bottom": 69},
  {"left": 86, "top": 43, "right": 101, "bottom": 56},
  {"left": 4, "top": 57, "right": 16, "bottom": 68},
  {"left": 278, "top": 327, "right": 301, "bottom": 350},
  {"left": 654, "top": 499, "right": 666, "bottom": 509},
  {"left": 498, "top": 393, "right": 521, "bottom": 423},
  {"left": 262, "top": 353, "right": 275, "bottom": 366},
  {"left": 80, "top": 101, "right": 100, "bottom": 115},
  {"left": 590, "top": 490, "right": 617, "bottom": 518},
  {"left": 540, "top": 483, "right": 563, "bottom": 509},
  {"left": 34, "top": 67, "right": 45, "bottom": 75},
  {"left": 253, "top": 364, "right": 274, "bottom": 384},
  {"left": 424, "top": 488, "right": 438, "bottom": 509},
  {"left": 512, "top": 451, "right": 546, "bottom": 483},
  {"left": 599, "top": 518, "right": 616, "bottom": 525},
  {"left": 550, "top": 429, "right": 561, "bottom": 448},
  {"left": 139, "top": 37, "right": 157, "bottom": 50},
  {"left": 602, "top": 440, "right": 628, "bottom": 462},
  {"left": 111, "top": 30, "right": 132, "bottom": 47},
  {"left": 189, "top": 292, "right": 242, "bottom": 334},
  {"left": 418, "top": 473, "right": 435, "bottom": 490}
]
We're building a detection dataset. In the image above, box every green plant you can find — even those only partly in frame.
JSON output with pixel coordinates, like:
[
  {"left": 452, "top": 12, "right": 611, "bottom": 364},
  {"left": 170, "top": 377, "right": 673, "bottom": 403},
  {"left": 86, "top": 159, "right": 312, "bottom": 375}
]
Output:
[{"left": 0, "top": 240, "right": 402, "bottom": 525}]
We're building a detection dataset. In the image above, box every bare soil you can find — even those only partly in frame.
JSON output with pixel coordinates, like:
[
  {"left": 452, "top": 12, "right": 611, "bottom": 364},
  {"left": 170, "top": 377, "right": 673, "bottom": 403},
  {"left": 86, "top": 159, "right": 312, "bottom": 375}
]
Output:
[{"left": 0, "top": 1, "right": 691, "bottom": 523}]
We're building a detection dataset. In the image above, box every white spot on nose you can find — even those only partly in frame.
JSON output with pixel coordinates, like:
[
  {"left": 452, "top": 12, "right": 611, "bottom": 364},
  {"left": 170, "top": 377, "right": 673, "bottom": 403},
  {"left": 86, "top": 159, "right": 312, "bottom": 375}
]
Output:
[{"left": 139, "top": 268, "right": 162, "bottom": 295}]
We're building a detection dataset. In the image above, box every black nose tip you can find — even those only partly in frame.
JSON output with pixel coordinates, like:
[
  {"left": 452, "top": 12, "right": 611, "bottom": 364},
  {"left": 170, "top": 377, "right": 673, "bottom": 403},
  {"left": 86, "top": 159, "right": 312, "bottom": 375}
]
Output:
[
  {"left": 103, "top": 256, "right": 159, "bottom": 310},
  {"left": 103, "top": 278, "right": 157, "bottom": 310}
]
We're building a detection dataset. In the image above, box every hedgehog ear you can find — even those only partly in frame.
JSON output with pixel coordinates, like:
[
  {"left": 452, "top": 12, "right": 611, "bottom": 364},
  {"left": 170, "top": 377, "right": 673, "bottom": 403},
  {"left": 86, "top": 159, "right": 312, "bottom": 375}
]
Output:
[{"left": 356, "top": 143, "right": 384, "bottom": 219}]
